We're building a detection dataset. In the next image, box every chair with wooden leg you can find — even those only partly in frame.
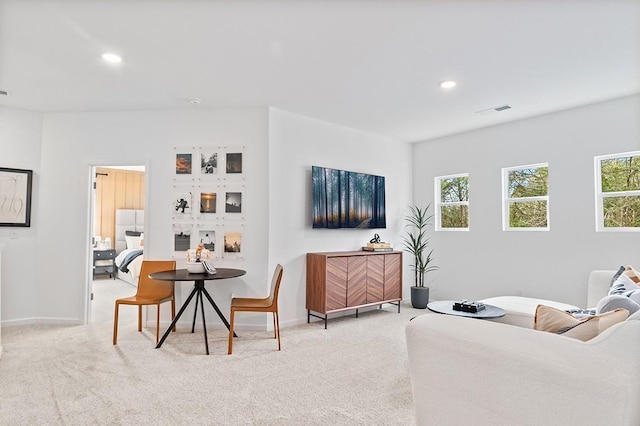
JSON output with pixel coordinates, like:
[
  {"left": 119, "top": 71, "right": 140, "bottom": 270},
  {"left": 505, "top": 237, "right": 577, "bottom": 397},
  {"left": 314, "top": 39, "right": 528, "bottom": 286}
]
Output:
[
  {"left": 113, "top": 260, "right": 176, "bottom": 345},
  {"left": 228, "top": 264, "right": 283, "bottom": 355}
]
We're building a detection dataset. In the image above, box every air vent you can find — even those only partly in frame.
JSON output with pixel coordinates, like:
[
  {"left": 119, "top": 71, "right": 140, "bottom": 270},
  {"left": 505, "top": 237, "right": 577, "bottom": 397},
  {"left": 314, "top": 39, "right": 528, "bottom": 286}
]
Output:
[
  {"left": 0, "top": 90, "right": 8, "bottom": 96},
  {"left": 476, "top": 104, "right": 512, "bottom": 115}
]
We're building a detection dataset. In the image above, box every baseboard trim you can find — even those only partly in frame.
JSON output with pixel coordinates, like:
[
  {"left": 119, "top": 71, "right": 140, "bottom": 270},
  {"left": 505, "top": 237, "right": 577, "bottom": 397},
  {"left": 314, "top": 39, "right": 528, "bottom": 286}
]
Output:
[{"left": 1, "top": 317, "right": 81, "bottom": 327}]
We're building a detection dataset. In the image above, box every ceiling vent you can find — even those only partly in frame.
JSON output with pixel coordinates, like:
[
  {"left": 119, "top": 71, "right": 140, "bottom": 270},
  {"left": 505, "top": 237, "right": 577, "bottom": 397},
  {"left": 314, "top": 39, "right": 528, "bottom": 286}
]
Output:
[
  {"left": 0, "top": 90, "right": 8, "bottom": 96},
  {"left": 476, "top": 104, "right": 512, "bottom": 115}
]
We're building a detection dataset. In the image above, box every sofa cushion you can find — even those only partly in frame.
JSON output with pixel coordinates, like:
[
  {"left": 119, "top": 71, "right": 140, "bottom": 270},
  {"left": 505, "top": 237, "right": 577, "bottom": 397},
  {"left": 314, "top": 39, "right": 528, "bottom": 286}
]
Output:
[
  {"left": 534, "top": 305, "right": 629, "bottom": 341},
  {"left": 628, "top": 309, "right": 640, "bottom": 321},
  {"left": 597, "top": 295, "right": 640, "bottom": 315},
  {"left": 480, "top": 296, "right": 580, "bottom": 328}
]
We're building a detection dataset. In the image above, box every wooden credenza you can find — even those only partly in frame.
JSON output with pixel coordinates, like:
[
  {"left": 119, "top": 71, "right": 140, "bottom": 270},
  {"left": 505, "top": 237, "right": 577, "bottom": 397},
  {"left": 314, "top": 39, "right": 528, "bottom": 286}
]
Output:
[{"left": 306, "top": 250, "right": 402, "bottom": 328}]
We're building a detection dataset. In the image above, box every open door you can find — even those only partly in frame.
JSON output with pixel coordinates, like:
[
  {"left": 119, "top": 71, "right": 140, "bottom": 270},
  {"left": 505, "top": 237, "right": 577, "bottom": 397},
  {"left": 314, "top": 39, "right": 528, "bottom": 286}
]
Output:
[{"left": 88, "top": 165, "right": 145, "bottom": 323}]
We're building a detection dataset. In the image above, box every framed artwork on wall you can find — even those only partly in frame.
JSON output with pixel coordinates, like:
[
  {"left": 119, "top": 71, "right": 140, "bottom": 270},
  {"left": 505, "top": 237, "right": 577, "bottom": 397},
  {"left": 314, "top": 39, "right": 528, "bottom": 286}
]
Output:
[
  {"left": 198, "top": 228, "right": 216, "bottom": 252},
  {"left": 175, "top": 153, "right": 192, "bottom": 175},
  {"left": 224, "top": 230, "right": 242, "bottom": 254},
  {"left": 173, "top": 223, "right": 192, "bottom": 252},
  {"left": 0, "top": 167, "right": 33, "bottom": 227},
  {"left": 173, "top": 188, "right": 193, "bottom": 220},
  {"left": 200, "top": 149, "right": 218, "bottom": 176},
  {"left": 225, "top": 191, "right": 242, "bottom": 214},
  {"left": 225, "top": 152, "right": 242, "bottom": 174},
  {"left": 199, "top": 191, "right": 217, "bottom": 214}
]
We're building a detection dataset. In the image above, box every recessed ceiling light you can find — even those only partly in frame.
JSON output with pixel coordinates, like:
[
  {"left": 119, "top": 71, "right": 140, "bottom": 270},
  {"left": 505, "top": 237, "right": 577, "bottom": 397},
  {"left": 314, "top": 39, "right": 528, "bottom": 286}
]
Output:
[
  {"left": 102, "top": 53, "right": 122, "bottom": 64},
  {"left": 439, "top": 80, "right": 456, "bottom": 89}
]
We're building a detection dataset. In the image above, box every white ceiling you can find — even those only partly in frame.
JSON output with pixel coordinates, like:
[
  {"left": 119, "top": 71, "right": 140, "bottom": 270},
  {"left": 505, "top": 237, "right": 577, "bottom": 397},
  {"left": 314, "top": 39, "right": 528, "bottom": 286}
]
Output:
[{"left": 1, "top": 0, "right": 638, "bottom": 143}]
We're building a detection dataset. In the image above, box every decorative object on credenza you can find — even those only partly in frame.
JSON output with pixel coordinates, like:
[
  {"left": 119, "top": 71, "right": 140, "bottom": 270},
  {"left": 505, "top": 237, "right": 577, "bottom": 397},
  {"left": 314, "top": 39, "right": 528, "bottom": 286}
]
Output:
[
  {"left": 452, "top": 300, "right": 486, "bottom": 313},
  {"left": 402, "top": 204, "right": 439, "bottom": 309},
  {"left": 0, "top": 167, "right": 33, "bottom": 227},
  {"left": 363, "top": 233, "right": 393, "bottom": 251}
]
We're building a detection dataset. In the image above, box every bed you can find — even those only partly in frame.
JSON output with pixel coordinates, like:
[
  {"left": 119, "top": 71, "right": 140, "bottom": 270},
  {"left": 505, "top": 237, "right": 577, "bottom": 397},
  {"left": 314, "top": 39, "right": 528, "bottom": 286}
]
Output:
[{"left": 114, "top": 209, "right": 145, "bottom": 286}]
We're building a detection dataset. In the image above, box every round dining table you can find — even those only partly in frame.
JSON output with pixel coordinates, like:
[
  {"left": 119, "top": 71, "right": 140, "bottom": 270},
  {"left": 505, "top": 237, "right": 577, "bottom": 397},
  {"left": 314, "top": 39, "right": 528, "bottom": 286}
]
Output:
[{"left": 150, "top": 268, "right": 246, "bottom": 355}]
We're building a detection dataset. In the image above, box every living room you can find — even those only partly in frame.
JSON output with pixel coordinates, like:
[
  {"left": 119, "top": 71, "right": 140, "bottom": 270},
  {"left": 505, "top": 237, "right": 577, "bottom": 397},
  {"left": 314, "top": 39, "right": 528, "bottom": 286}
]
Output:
[{"left": 0, "top": 1, "right": 638, "bottom": 424}]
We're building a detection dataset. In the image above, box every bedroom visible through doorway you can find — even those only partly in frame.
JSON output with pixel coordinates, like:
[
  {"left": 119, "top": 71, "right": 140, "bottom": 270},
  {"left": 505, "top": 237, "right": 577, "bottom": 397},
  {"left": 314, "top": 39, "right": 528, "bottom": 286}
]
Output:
[{"left": 90, "top": 165, "right": 145, "bottom": 324}]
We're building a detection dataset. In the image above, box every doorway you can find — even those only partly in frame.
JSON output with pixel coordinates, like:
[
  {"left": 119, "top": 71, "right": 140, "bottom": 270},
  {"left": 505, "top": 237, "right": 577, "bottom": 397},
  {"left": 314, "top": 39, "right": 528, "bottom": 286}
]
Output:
[{"left": 89, "top": 164, "right": 146, "bottom": 323}]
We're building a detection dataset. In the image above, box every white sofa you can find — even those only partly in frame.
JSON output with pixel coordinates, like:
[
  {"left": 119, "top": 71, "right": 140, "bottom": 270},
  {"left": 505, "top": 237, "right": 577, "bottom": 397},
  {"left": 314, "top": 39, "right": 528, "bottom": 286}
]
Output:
[
  {"left": 405, "top": 270, "right": 640, "bottom": 426},
  {"left": 479, "top": 269, "right": 614, "bottom": 327}
]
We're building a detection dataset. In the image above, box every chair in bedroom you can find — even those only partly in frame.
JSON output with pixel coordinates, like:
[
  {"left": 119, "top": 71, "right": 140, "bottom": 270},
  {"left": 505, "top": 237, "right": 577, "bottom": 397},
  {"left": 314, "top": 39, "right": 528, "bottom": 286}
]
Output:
[
  {"left": 227, "top": 264, "right": 283, "bottom": 355},
  {"left": 113, "top": 260, "right": 176, "bottom": 345}
]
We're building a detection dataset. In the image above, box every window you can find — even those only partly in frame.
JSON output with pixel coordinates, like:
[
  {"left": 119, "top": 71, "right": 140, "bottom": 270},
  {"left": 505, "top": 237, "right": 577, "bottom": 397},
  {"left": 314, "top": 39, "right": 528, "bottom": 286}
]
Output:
[
  {"left": 595, "top": 151, "right": 640, "bottom": 232},
  {"left": 435, "top": 174, "right": 469, "bottom": 230},
  {"left": 502, "top": 163, "right": 549, "bottom": 231}
]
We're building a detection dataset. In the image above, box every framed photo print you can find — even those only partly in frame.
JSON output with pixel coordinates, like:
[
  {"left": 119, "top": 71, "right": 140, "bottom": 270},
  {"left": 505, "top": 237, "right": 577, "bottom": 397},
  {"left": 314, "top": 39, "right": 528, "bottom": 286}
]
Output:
[
  {"left": 173, "top": 189, "right": 193, "bottom": 219},
  {"left": 173, "top": 223, "right": 192, "bottom": 252},
  {"left": 175, "top": 152, "right": 192, "bottom": 175},
  {"left": 224, "top": 231, "right": 242, "bottom": 253},
  {"left": 199, "top": 191, "right": 217, "bottom": 214},
  {"left": 225, "top": 152, "right": 242, "bottom": 174},
  {"left": 198, "top": 229, "right": 216, "bottom": 252},
  {"left": 200, "top": 150, "right": 218, "bottom": 176},
  {"left": 0, "top": 167, "right": 33, "bottom": 227},
  {"left": 225, "top": 192, "right": 242, "bottom": 213}
]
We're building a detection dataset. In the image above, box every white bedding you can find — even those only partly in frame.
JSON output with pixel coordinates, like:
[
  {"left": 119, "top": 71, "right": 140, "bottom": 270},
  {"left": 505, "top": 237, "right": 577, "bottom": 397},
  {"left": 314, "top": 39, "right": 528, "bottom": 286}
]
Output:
[{"left": 115, "top": 248, "right": 143, "bottom": 285}]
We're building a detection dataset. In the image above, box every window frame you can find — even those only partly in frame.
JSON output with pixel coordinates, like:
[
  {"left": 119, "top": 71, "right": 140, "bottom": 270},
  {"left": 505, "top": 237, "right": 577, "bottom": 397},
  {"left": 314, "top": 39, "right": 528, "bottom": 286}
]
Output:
[
  {"left": 502, "top": 162, "right": 549, "bottom": 232},
  {"left": 435, "top": 173, "right": 469, "bottom": 232},
  {"left": 594, "top": 150, "right": 640, "bottom": 232}
]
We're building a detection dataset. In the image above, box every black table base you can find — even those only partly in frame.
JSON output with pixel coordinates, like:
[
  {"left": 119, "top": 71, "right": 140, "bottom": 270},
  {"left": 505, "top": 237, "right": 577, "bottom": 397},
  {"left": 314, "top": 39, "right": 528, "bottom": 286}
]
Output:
[{"left": 155, "top": 280, "right": 237, "bottom": 355}]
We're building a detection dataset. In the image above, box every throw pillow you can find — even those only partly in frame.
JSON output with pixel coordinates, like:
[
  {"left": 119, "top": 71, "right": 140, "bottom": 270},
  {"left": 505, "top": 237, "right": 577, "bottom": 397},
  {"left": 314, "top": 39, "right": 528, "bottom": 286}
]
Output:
[
  {"left": 611, "top": 265, "right": 626, "bottom": 286},
  {"left": 534, "top": 305, "right": 629, "bottom": 341},
  {"left": 609, "top": 273, "right": 640, "bottom": 296},
  {"left": 625, "top": 266, "right": 640, "bottom": 284}
]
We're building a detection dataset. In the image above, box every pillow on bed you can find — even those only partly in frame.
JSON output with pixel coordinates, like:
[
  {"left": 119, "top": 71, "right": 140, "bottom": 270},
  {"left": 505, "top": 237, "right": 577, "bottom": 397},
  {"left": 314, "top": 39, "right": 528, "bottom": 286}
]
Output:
[
  {"left": 125, "top": 230, "right": 142, "bottom": 237},
  {"left": 125, "top": 235, "right": 142, "bottom": 250}
]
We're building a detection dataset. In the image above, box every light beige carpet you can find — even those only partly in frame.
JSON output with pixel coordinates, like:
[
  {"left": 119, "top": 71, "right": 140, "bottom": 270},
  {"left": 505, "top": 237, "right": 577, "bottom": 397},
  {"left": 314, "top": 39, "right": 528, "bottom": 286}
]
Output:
[{"left": 0, "top": 296, "right": 427, "bottom": 425}]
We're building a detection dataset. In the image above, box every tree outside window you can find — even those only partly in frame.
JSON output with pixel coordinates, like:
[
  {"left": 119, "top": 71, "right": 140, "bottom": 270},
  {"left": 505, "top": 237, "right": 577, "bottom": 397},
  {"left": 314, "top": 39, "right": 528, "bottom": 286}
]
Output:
[
  {"left": 503, "top": 163, "right": 549, "bottom": 230},
  {"left": 435, "top": 174, "right": 469, "bottom": 230},
  {"left": 595, "top": 152, "right": 640, "bottom": 231}
]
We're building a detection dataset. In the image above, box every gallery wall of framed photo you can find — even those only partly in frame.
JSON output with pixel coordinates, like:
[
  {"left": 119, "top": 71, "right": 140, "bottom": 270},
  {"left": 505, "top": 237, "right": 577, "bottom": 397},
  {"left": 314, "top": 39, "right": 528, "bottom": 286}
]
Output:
[{"left": 172, "top": 146, "right": 245, "bottom": 262}]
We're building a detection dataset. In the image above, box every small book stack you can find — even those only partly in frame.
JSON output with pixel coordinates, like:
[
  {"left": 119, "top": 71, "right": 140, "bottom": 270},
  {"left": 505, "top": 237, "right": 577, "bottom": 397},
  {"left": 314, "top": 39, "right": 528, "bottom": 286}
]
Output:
[{"left": 362, "top": 242, "right": 393, "bottom": 252}]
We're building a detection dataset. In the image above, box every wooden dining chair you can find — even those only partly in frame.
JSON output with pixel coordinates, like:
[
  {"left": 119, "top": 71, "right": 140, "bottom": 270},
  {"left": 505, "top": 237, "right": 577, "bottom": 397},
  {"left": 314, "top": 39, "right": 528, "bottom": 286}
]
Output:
[
  {"left": 113, "top": 260, "right": 176, "bottom": 345},
  {"left": 228, "top": 264, "right": 283, "bottom": 355}
]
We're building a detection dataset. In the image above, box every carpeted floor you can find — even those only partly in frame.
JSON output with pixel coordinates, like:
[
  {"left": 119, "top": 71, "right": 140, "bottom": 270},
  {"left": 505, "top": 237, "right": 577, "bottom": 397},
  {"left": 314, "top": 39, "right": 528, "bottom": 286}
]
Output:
[{"left": 0, "top": 284, "right": 426, "bottom": 425}]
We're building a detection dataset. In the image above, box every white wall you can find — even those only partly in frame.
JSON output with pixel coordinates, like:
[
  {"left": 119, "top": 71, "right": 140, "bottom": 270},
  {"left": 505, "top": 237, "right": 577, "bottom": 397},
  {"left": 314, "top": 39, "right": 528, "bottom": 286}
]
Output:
[
  {"left": 0, "top": 106, "right": 42, "bottom": 322},
  {"left": 413, "top": 95, "right": 640, "bottom": 307},
  {"left": 6, "top": 94, "right": 634, "bottom": 327},
  {"left": 35, "top": 108, "right": 270, "bottom": 325},
  {"left": 3, "top": 105, "right": 412, "bottom": 330},
  {"left": 268, "top": 108, "right": 413, "bottom": 325}
]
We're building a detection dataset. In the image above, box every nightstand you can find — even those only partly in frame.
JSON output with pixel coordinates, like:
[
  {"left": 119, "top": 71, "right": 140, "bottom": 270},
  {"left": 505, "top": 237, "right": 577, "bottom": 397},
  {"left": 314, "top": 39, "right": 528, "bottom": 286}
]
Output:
[{"left": 93, "top": 249, "right": 117, "bottom": 279}]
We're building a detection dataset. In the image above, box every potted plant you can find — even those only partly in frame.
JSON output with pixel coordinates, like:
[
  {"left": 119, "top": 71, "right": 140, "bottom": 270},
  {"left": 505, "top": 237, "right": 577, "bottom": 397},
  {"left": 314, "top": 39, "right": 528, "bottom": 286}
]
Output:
[{"left": 402, "top": 204, "right": 439, "bottom": 309}]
